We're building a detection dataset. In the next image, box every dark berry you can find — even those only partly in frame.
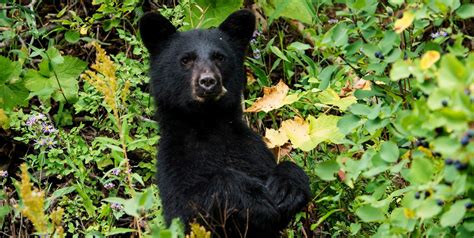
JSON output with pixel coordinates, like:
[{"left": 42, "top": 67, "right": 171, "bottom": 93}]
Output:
[
  {"left": 424, "top": 190, "right": 431, "bottom": 197},
  {"left": 445, "top": 158, "right": 454, "bottom": 165},
  {"left": 460, "top": 135, "right": 470, "bottom": 146},
  {"left": 467, "top": 130, "right": 474, "bottom": 139},
  {"left": 441, "top": 100, "right": 448, "bottom": 107},
  {"left": 454, "top": 160, "right": 468, "bottom": 171},
  {"left": 466, "top": 202, "right": 473, "bottom": 209},
  {"left": 436, "top": 199, "right": 444, "bottom": 206},
  {"left": 465, "top": 88, "right": 471, "bottom": 96},
  {"left": 421, "top": 140, "right": 429, "bottom": 148},
  {"left": 448, "top": 38, "right": 455, "bottom": 46},
  {"left": 415, "top": 191, "right": 421, "bottom": 199}
]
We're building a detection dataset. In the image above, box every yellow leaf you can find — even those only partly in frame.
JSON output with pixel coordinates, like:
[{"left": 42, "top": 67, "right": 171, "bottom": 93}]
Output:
[
  {"left": 80, "top": 27, "right": 88, "bottom": 35},
  {"left": 186, "top": 223, "right": 211, "bottom": 238},
  {"left": 245, "top": 81, "right": 289, "bottom": 113},
  {"left": 420, "top": 51, "right": 440, "bottom": 70},
  {"left": 265, "top": 128, "right": 288, "bottom": 148},
  {"left": 404, "top": 208, "right": 416, "bottom": 219},
  {"left": 318, "top": 89, "right": 357, "bottom": 111},
  {"left": 0, "top": 109, "right": 8, "bottom": 128},
  {"left": 394, "top": 11, "right": 415, "bottom": 34},
  {"left": 280, "top": 117, "right": 314, "bottom": 151},
  {"left": 308, "top": 114, "right": 345, "bottom": 145}
]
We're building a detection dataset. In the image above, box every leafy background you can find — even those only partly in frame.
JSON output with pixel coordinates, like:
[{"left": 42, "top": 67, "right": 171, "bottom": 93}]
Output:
[{"left": 0, "top": 0, "right": 473, "bottom": 237}]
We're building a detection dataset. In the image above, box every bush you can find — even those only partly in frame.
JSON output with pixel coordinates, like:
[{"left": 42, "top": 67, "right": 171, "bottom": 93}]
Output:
[{"left": 0, "top": 0, "right": 472, "bottom": 237}]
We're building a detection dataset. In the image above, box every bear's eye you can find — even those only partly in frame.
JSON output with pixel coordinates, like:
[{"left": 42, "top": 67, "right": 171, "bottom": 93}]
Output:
[
  {"left": 213, "top": 53, "right": 225, "bottom": 63},
  {"left": 180, "top": 56, "right": 193, "bottom": 66}
]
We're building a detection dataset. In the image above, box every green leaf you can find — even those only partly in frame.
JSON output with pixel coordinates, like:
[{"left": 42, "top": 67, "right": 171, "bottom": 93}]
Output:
[
  {"left": 24, "top": 56, "right": 87, "bottom": 102},
  {"left": 261, "top": 0, "right": 313, "bottom": 24},
  {"left": 390, "top": 60, "right": 411, "bottom": 81},
  {"left": 331, "top": 23, "right": 349, "bottom": 47},
  {"left": 65, "top": 30, "right": 80, "bottom": 43},
  {"left": 350, "top": 103, "right": 372, "bottom": 116},
  {"left": 408, "top": 158, "right": 434, "bottom": 184},
  {"left": 440, "top": 200, "right": 468, "bottom": 227},
  {"left": 308, "top": 114, "right": 345, "bottom": 145},
  {"left": 379, "top": 141, "right": 399, "bottom": 163},
  {"left": 185, "top": 0, "right": 244, "bottom": 28},
  {"left": 0, "top": 82, "right": 29, "bottom": 110},
  {"left": 416, "top": 199, "right": 442, "bottom": 219},
  {"left": 318, "top": 88, "right": 357, "bottom": 111},
  {"left": 0, "top": 56, "right": 21, "bottom": 84},
  {"left": 455, "top": 4, "right": 474, "bottom": 19},
  {"left": 314, "top": 160, "right": 339, "bottom": 181},
  {"left": 337, "top": 114, "right": 361, "bottom": 135},
  {"left": 356, "top": 205, "right": 385, "bottom": 222},
  {"left": 437, "top": 54, "right": 467, "bottom": 89},
  {"left": 106, "top": 228, "right": 136, "bottom": 236},
  {"left": 270, "top": 46, "right": 289, "bottom": 62}
]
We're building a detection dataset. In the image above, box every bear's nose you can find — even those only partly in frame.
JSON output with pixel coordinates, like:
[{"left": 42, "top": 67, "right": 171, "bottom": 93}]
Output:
[{"left": 198, "top": 76, "right": 217, "bottom": 91}]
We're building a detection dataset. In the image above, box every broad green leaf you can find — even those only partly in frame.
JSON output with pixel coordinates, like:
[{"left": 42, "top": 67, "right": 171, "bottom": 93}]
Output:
[
  {"left": 308, "top": 114, "right": 345, "bottom": 145},
  {"left": 0, "top": 82, "right": 29, "bottom": 110},
  {"left": 440, "top": 200, "right": 468, "bottom": 227},
  {"left": 0, "top": 56, "right": 21, "bottom": 84},
  {"left": 270, "top": 46, "right": 289, "bottom": 62},
  {"left": 456, "top": 4, "right": 474, "bottom": 19},
  {"left": 350, "top": 103, "right": 372, "bottom": 116},
  {"left": 185, "top": 0, "right": 243, "bottom": 29},
  {"left": 390, "top": 60, "right": 411, "bottom": 81},
  {"left": 314, "top": 160, "right": 339, "bottom": 181},
  {"left": 416, "top": 199, "right": 442, "bottom": 219},
  {"left": 379, "top": 141, "right": 399, "bottom": 163},
  {"left": 24, "top": 56, "right": 87, "bottom": 102},
  {"left": 337, "top": 114, "right": 361, "bottom": 135},
  {"left": 356, "top": 205, "right": 385, "bottom": 222},
  {"left": 408, "top": 157, "right": 434, "bottom": 184},
  {"left": 331, "top": 23, "right": 349, "bottom": 47},
  {"left": 261, "top": 0, "right": 313, "bottom": 24},
  {"left": 65, "top": 30, "right": 80, "bottom": 43},
  {"left": 437, "top": 54, "right": 467, "bottom": 89}
]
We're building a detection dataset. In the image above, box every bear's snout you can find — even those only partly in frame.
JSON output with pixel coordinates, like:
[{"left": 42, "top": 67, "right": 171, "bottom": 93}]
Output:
[{"left": 192, "top": 63, "right": 227, "bottom": 101}]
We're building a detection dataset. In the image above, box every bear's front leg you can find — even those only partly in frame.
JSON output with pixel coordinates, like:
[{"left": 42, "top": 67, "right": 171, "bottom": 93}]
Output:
[
  {"left": 265, "top": 161, "right": 311, "bottom": 225},
  {"left": 192, "top": 168, "right": 282, "bottom": 236}
]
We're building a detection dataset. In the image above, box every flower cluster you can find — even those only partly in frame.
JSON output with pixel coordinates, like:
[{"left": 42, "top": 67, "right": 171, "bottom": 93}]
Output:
[
  {"left": 0, "top": 170, "right": 7, "bottom": 178},
  {"left": 104, "top": 182, "right": 115, "bottom": 190},
  {"left": 430, "top": 30, "right": 448, "bottom": 39},
  {"left": 110, "top": 203, "right": 123, "bottom": 211},
  {"left": 25, "top": 113, "right": 58, "bottom": 149}
]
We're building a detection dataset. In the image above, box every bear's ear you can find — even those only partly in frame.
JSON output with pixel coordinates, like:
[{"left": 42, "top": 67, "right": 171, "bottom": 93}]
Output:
[
  {"left": 139, "top": 12, "right": 177, "bottom": 53},
  {"left": 218, "top": 9, "right": 256, "bottom": 51}
]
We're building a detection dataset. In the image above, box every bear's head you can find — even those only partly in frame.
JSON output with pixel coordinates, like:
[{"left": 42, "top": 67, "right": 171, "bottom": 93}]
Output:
[{"left": 139, "top": 10, "right": 255, "bottom": 115}]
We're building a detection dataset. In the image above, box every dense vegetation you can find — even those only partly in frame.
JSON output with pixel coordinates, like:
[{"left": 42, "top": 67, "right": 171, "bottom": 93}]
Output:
[{"left": 0, "top": 0, "right": 473, "bottom": 237}]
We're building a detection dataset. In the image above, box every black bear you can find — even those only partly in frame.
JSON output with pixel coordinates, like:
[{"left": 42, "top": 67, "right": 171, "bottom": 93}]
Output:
[{"left": 139, "top": 9, "right": 310, "bottom": 237}]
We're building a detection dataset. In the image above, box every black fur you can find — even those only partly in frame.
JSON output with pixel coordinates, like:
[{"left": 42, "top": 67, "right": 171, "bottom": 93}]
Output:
[{"left": 140, "top": 10, "right": 310, "bottom": 237}]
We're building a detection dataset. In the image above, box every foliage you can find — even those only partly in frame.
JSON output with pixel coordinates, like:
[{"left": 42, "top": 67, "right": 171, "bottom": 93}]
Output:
[{"left": 0, "top": 0, "right": 473, "bottom": 237}]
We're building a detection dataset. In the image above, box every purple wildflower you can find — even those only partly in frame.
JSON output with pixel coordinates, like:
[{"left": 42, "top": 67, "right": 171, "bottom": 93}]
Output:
[
  {"left": 431, "top": 30, "right": 447, "bottom": 39},
  {"left": 0, "top": 170, "right": 7, "bottom": 178},
  {"left": 328, "top": 19, "right": 339, "bottom": 24},
  {"left": 104, "top": 182, "right": 115, "bottom": 190},
  {"left": 111, "top": 203, "right": 123, "bottom": 211},
  {"left": 26, "top": 113, "right": 46, "bottom": 127},
  {"left": 111, "top": 168, "right": 121, "bottom": 176},
  {"left": 42, "top": 123, "right": 57, "bottom": 134},
  {"left": 35, "top": 137, "right": 57, "bottom": 148},
  {"left": 252, "top": 30, "right": 261, "bottom": 39},
  {"left": 253, "top": 49, "right": 261, "bottom": 59}
]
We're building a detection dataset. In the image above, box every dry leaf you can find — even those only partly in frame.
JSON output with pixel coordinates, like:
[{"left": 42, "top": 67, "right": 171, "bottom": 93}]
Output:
[
  {"left": 245, "top": 81, "right": 290, "bottom": 112},
  {"left": 354, "top": 79, "right": 371, "bottom": 90},
  {"left": 264, "top": 128, "right": 289, "bottom": 148},
  {"left": 280, "top": 116, "right": 314, "bottom": 151},
  {"left": 394, "top": 11, "right": 415, "bottom": 34},
  {"left": 420, "top": 50, "right": 440, "bottom": 70}
]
